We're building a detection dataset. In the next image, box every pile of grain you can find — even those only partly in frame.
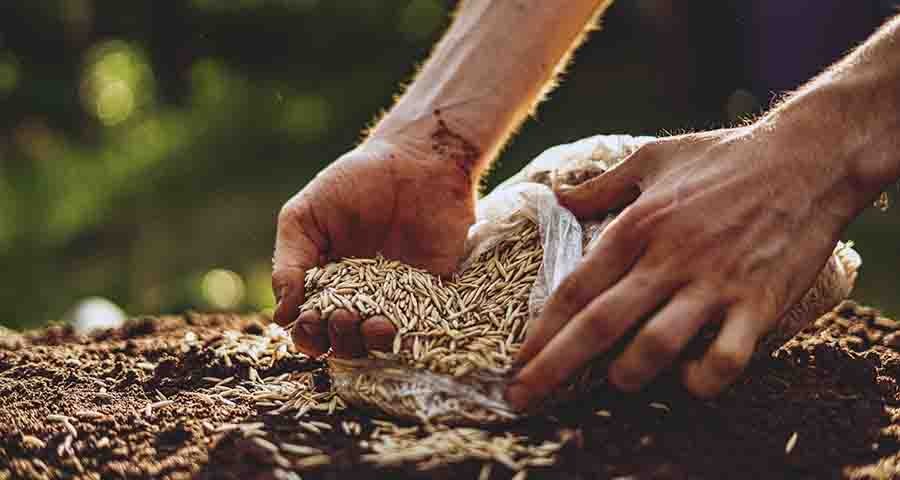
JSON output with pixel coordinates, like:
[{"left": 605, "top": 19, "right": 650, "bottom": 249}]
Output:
[{"left": 300, "top": 221, "right": 542, "bottom": 378}]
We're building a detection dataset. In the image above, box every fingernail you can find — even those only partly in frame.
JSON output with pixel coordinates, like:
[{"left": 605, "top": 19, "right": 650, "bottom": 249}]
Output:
[{"left": 505, "top": 383, "right": 530, "bottom": 411}]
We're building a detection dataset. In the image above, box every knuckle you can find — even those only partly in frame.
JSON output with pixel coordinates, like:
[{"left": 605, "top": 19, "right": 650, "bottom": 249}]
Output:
[
  {"left": 277, "top": 199, "right": 299, "bottom": 226},
  {"left": 579, "top": 307, "right": 620, "bottom": 345},
  {"left": 707, "top": 347, "right": 749, "bottom": 379},
  {"left": 553, "top": 274, "right": 592, "bottom": 310},
  {"left": 630, "top": 141, "right": 660, "bottom": 165},
  {"left": 641, "top": 326, "right": 679, "bottom": 358}
]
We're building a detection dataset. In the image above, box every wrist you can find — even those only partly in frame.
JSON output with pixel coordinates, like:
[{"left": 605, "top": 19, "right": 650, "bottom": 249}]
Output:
[
  {"left": 356, "top": 129, "right": 482, "bottom": 193},
  {"left": 759, "top": 82, "right": 898, "bottom": 213},
  {"left": 366, "top": 104, "right": 489, "bottom": 184}
]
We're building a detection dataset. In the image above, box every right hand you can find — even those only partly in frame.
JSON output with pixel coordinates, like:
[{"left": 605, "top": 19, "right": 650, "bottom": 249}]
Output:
[{"left": 272, "top": 138, "right": 477, "bottom": 359}]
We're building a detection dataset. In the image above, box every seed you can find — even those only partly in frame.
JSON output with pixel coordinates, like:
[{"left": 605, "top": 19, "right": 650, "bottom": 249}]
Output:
[
  {"left": 271, "top": 453, "right": 292, "bottom": 469},
  {"left": 22, "top": 435, "right": 45, "bottom": 449},
  {"left": 308, "top": 421, "right": 332, "bottom": 430},
  {"left": 57, "top": 434, "right": 73, "bottom": 457},
  {"left": 280, "top": 443, "right": 322, "bottom": 456},
  {"left": 148, "top": 400, "right": 174, "bottom": 410},
  {"left": 299, "top": 422, "right": 321, "bottom": 434},
  {"left": 252, "top": 437, "right": 280, "bottom": 453},
  {"left": 785, "top": 432, "right": 799, "bottom": 454},
  {"left": 648, "top": 402, "right": 670, "bottom": 413},
  {"left": 295, "top": 454, "right": 332, "bottom": 469},
  {"left": 47, "top": 414, "right": 75, "bottom": 423},
  {"left": 215, "top": 376, "right": 235, "bottom": 387},
  {"left": 48, "top": 416, "right": 78, "bottom": 438},
  {"left": 478, "top": 463, "right": 492, "bottom": 480}
]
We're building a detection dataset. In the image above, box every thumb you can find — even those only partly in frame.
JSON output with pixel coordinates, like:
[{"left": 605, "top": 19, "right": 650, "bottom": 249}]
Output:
[
  {"left": 272, "top": 204, "right": 325, "bottom": 327},
  {"left": 555, "top": 146, "right": 652, "bottom": 219}
]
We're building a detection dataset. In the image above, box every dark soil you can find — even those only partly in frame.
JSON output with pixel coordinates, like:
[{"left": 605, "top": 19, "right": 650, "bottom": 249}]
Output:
[{"left": 1, "top": 301, "right": 899, "bottom": 480}]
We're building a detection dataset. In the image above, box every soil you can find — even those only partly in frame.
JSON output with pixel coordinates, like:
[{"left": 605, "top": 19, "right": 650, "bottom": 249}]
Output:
[{"left": 1, "top": 301, "right": 898, "bottom": 480}]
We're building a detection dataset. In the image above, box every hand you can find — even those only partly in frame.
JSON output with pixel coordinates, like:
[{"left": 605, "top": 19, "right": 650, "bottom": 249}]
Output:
[
  {"left": 508, "top": 124, "right": 870, "bottom": 407},
  {"left": 272, "top": 138, "right": 476, "bottom": 358}
]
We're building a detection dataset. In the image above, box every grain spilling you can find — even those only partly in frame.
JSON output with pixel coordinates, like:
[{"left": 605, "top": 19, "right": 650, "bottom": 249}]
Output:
[
  {"left": 302, "top": 221, "right": 541, "bottom": 378},
  {"left": 297, "top": 134, "right": 862, "bottom": 425}
]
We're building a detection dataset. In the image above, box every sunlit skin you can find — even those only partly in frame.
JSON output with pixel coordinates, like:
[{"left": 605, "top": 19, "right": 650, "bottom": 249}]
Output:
[{"left": 274, "top": 0, "right": 900, "bottom": 409}]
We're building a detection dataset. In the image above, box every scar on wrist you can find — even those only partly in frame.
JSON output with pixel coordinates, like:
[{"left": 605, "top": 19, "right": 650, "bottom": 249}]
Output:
[{"left": 430, "top": 109, "right": 481, "bottom": 181}]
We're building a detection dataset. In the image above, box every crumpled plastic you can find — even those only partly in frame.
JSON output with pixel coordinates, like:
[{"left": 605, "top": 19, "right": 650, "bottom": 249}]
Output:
[{"left": 328, "top": 134, "right": 861, "bottom": 425}]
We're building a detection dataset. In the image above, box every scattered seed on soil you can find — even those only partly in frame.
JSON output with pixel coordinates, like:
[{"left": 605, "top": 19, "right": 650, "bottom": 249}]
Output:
[
  {"left": 149, "top": 400, "right": 174, "bottom": 410},
  {"left": 1, "top": 299, "right": 896, "bottom": 479}
]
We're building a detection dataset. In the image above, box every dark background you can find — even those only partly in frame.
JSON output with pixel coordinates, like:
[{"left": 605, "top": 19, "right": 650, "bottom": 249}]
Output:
[{"left": 0, "top": 1, "right": 897, "bottom": 330}]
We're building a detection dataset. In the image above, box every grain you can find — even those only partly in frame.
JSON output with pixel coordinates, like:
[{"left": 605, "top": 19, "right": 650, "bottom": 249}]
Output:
[
  {"left": 75, "top": 410, "right": 104, "bottom": 420},
  {"left": 148, "top": 400, "right": 174, "bottom": 410},
  {"left": 280, "top": 443, "right": 322, "bottom": 456},
  {"left": 301, "top": 221, "right": 543, "bottom": 424},
  {"left": 785, "top": 432, "right": 799, "bottom": 454},
  {"left": 252, "top": 437, "right": 280, "bottom": 453},
  {"left": 302, "top": 221, "right": 541, "bottom": 379},
  {"left": 360, "top": 422, "right": 559, "bottom": 471},
  {"left": 57, "top": 434, "right": 73, "bottom": 457},
  {"left": 295, "top": 454, "right": 332, "bottom": 469},
  {"left": 22, "top": 435, "right": 45, "bottom": 449},
  {"left": 48, "top": 415, "right": 78, "bottom": 437}
]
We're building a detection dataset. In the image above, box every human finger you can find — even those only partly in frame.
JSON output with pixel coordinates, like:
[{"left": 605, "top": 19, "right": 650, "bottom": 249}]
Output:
[
  {"left": 328, "top": 308, "right": 367, "bottom": 358},
  {"left": 508, "top": 268, "right": 675, "bottom": 410},
  {"left": 554, "top": 144, "right": 655, "bottom": 219},
  {"left": 682, "top": 304, "right": 766, "bottom": 398},
  {"left": 608, "top": 287, "right": 724, "bottom": 392},
  {"left": 292, "top": 309, "right": 329, "bottom": 357},
  {"left": 516, "top": 216, "right": 645, "bottom": 365},
  {"left": 272, "top": 202, "right": 326, "bottom": 327}
]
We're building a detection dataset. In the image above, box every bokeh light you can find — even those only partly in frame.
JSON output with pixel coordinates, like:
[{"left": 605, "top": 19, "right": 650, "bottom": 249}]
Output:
[
  {"left": 81, "top": 40, "right": 155, "bottom": 126},
  {"left": 201, "top": 268, "right": 247, "bottom": 310},
  {"left": 0, "top": 53, "right": 20, "bottom": 96},
  {"left": 67, "top": 297, "right": 126, "bottom": 336},
  {"left": 190, "top": 58, "right": 230, "bottom": 107},
  {"left": 246, "top": 262, "right": 276, "bottom": 310},
  {"left": 280, "top": 94, "right": 331, "bottom": 139}
]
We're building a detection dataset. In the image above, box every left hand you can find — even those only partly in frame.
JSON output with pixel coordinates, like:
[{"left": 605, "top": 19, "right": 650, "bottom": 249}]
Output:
[{"left": 506, "top": 123, "right": 870, "bottom": 408}]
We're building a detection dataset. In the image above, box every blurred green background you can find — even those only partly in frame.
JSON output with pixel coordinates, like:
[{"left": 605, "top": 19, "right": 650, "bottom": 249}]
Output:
[{"left": 0, "top": 1, "right": 896, "bottom": 330}]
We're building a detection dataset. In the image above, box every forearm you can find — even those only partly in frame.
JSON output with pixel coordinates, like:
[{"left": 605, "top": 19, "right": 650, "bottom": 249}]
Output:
[
  {"left": 368, "top": 0, "right": 613, "bottom": 179},
  {"left": 763, "top": 15, "right": 900, "bottom": 199}
]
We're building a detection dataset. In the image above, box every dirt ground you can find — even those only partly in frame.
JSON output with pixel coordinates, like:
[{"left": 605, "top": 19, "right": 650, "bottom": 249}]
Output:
[{"left": 1, "top": 300, "right": 899, "bottom": 480}]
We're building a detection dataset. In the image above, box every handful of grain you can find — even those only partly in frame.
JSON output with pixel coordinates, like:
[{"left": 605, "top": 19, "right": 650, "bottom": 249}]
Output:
[
  {"left": 305, "top": 220, "right": 542, "bottom": 424},
  {"left": 298, "top": 134, "right": 862, "bottom": 425}
]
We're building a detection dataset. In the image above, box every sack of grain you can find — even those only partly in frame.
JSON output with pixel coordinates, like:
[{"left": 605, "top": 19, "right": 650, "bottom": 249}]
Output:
[{"left": 300, "top": 134, "right": 862, "bottom": 425}]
